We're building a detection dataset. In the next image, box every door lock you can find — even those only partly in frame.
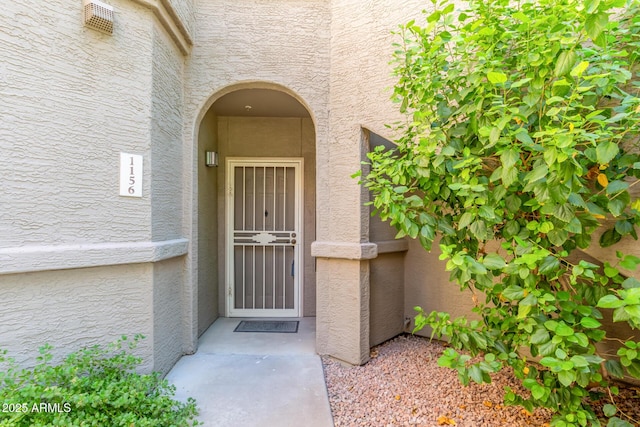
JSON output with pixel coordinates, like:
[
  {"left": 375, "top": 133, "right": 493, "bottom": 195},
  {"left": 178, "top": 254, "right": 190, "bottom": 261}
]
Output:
[{"left": 290, "top": 239, "right": 297, "bottom": 244}]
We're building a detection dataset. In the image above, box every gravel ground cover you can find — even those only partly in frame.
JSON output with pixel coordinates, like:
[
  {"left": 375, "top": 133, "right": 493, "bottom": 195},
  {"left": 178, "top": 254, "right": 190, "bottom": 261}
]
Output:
[{"left": 322, "top": 334, "right": 640, "bottom": 427}]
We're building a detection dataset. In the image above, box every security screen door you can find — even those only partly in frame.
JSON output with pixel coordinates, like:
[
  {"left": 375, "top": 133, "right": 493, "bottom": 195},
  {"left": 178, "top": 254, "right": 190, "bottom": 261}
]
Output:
[{"left": 226, "top": 159, "right": 303, "bottom": 317}]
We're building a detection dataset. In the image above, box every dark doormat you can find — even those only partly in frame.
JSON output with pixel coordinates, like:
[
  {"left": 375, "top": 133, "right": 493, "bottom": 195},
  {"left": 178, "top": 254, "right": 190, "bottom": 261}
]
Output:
[{"left": 234, "top": 320, "right": 299, "bottom": 333}]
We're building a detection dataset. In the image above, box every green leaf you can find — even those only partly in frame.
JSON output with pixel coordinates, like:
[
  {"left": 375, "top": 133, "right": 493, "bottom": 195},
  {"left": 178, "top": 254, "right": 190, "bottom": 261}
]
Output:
[
  {"left": 580, "top": 317, "right": 602, "bottom": 328},
  {"left": 552, "top": 204, "right": 574, "bottom": 223},
  {"left": 487, "top": 71, "right": 508, "bottom": 85},
  {"left": 606, "top": 180, "right": 629, "bottom": 195},
  {"left": 458, "top": 212, "right": 474, "bottom": 230},
  {"left": 525, "top": 165, "right": 548, "bottom": 184},
  {"left": 502, "top": 167, "right": 518, "bottom": 187},
  {"left": 531, "top": 328, "right": 551, "bottom": 344},
  {"left": 603, "top": 404, "right": 617, "bottom": 417},
  {"left": 483, "top": 253, "right": 506, "bottom": 270},
  {"left": 469, "top": 220, "right": 488, "bottom": 241},
  {"left": 539, "top": 256, "right": 561, "bottom": 275},
  {"left": 548, "top": 229, "right": 569, "bottom": 246},
  {"left": 502, "top": 285, "right": 525, "bottom": 300},
  {"left": 490, "top": 127, "right": 501, "bottom": 144},
  {"left": 555, "top": 51, "right": 577, "bottom": 76},
  {"left": 596, "top": 141, "right": 620, "bottom": 165},
  {"left": 615, "top": 220, "right": 634, "bottom": 236},
  {"left": 600, "top": 228, "right": 622, "bottom": 247},
  {"left": 585, "top": 12, "right": 608, "bottom": 40},
  {"left": 598, "top": 294, "right": 624, "bottom": 309},
  {"left": 622, "top": 277, "right": 640, "bottom": 289},
  {"left": 558, "top": 370, "right": 576, "bottom": 387},
  {"left": 531, "top": 384, "right": 546, "bottom": 400},
  {"left": 609, "top": 197, "right": 628, "bottom": 217},
  {"left": 469, "top": 364, "right": 484, "bottom": 384},
  {"left": 570, "top": 61, "right": 589, "bottom": 77},
  {"left": 613, "top": 307, "right": 630, "bottom": 322},
  {"left": 605, "top": 359, "right": 624, "bottom": 378},
  {"left": 585, "top": 0, "right": 601, "bottom": 13},
  {"left": 555, "top": 322, "right": 574, "bottom": 336},
  {"left": 501, "top": 149, "right": 519, "bottom": 169},
  {"left": 515, "top": 130, "right": 533, "bottom": 144},
  {"left": 607, "top": 416, "right": 635, "bottom": 427}
]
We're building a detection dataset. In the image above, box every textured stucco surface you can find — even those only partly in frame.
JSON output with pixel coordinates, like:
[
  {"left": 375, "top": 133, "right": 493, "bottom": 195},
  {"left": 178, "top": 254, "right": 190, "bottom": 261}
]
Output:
[
  {"left": 0, "top": 265, "right": 154, "bottom": 371},
  {"left": 315, "top": 258, "right": 370, "bottom": 365},
  {"left": 0, "top": 0, "right": 154, "bottom": 249},
  {"left": 5, "top": 0, "right": 636, "bottom": 376},
  {"left": 0, "top": 0, "right": 190, "bottom": 374},
  {"left": 404, "top": 238, "right": 478, "bottom": 338},
  {"left": 184, "top": 0, "right": 329, "bottom": 332},
  {"left": 153, "top": 257, "right": 186, "bottom": 374},
  {"left": 314, "top": 0, "right": 430, "bottom": 364},
  {"left": 151, "top": 26, "right": 185, "bottom": 242},
  {"left": 197, "top": 108, "right": 220, "bottom": 335}
]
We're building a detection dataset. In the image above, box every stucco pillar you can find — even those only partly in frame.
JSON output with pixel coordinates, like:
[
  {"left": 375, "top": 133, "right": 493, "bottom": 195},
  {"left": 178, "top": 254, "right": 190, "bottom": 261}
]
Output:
[{"left": 312, "top": 247, "right": 376, "bottom": 365}]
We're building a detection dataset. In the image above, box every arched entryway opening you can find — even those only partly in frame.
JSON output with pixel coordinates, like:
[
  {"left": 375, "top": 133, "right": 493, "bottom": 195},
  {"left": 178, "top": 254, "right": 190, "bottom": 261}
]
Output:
[{"left": 196, "top": 84, "right": 316, "bottom": 335}]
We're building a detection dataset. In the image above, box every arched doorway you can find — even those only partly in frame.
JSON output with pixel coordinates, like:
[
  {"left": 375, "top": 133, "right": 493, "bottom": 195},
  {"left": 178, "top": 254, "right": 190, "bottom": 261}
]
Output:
[{"left": 196, "top": 85, "right": 316, "bottom": 334}]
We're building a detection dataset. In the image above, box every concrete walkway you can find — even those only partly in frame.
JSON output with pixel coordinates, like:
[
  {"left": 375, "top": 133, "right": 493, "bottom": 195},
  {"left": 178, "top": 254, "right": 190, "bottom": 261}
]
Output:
[{"left": 165, "top": 317, "right": 334, "bottom": 427}]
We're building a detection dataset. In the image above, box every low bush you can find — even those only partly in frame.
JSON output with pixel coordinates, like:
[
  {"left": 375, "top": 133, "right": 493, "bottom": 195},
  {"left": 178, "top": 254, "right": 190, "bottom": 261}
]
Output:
[
  {"left": 363, "top": 0, "right": 640, "bottom": 425},
  {"left": 0, "top": 335, "right": 200, "bottom": 426}
]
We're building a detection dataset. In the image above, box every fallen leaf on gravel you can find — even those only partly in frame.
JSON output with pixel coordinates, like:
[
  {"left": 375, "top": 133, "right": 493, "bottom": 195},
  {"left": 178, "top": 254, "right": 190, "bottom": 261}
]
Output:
[
  {"left": 437, "top": 415, "right": 456, "bottom": 425},
  {"left": 458, "top": 405, "right": 467, "bottom": 410},
  {"left": 370, "top": 349, "right": 379, "bottom": 358},
  {"left": 483, "top": 400, "right": 493, "bottom": 408},
  {"left": 394, "top": 395, "right": 401, "bottom": 401}
]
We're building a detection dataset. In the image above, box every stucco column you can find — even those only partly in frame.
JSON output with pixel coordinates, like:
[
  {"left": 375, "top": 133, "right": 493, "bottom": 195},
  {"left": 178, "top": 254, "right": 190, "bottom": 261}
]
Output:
[
  {"left": 312, "top": 243, "right": 377, "bottom": 364},
  {"left": 312, "top": 120, "right": 376, "bottom": 364}
]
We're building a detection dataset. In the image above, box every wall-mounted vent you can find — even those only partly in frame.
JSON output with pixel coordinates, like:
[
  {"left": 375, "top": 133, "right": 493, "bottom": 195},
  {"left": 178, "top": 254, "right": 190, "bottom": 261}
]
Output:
[{"left": 83, "top": 0, "right": 114, "bottom": 35}]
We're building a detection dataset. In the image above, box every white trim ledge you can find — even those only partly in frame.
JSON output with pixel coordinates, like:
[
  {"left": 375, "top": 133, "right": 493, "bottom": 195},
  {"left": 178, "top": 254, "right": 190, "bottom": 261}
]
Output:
[
  {"left": 311, "top": 241, "right": 378, "bottom": 260},
  {"left": 0, "top": 239, "right": 189, "bottom": 275}
]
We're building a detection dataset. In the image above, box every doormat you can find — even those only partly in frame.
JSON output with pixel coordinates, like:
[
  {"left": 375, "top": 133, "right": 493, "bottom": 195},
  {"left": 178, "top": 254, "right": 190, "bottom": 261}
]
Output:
[{"left": 234, "top": 320, "right": 299, "bottom": 333}]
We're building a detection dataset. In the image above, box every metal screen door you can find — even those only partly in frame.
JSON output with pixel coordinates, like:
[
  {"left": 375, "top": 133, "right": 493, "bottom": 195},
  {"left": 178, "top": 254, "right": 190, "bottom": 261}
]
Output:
[{"left": 226, "top": 159, "right": 303, "bottom": 317}]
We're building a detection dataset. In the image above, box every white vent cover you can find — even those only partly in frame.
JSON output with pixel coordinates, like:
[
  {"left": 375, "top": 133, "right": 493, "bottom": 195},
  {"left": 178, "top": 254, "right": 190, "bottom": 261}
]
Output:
[{"left": 83, "top": 0, "right": 114, "bottom": 35}]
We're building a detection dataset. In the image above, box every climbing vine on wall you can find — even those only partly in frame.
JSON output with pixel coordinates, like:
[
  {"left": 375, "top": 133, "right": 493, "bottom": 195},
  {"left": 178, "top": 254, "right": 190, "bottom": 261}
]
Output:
[{"left": 362, "top": 0, "right": 640, "bottom": 425}]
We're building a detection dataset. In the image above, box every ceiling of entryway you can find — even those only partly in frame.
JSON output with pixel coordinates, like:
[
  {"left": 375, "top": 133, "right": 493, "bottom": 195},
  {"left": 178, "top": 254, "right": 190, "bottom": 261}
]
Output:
[{"left": 211, "top": 89, "right": 310, "bottom": 117}]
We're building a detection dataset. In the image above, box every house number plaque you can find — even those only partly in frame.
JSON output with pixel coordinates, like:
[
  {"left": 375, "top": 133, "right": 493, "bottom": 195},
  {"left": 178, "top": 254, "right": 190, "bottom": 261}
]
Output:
[{"left": 119, "top": 153, "right": 142, "bottom": 197}]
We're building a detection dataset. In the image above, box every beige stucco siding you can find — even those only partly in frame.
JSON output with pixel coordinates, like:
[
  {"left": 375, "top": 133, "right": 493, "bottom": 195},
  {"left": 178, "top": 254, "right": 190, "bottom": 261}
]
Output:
[
  {"left": 315, "top": 0, "right": 430, "bottom": 364},
  {"left": 151, "top": 26, "right": 185, "bottom": 242},
  {"left": 0, "top": 0, "right": 190, "bottom": 374},
  {"left": 197, "top": 108, "right": 220, "bottom": 335},
  {"left": 184, "top": 0, "right": 330, "bottom": 335},
  {"left": 153, "top": 257, "right": 186, "bottom": 374},
  {"left": 0, "top": 1, "right": 154, "bottom": 250},
  {"left": 0, "top": 265, "right": 154, "bottom": 371}
]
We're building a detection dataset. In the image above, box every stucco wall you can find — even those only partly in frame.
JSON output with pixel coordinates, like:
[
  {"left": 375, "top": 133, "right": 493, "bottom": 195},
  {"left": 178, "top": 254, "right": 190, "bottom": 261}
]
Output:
[
  {"left": 216, "top": 117, "right": 316, "bottom": 316},
  {"left": 184, "top": 0, "right": 330, "bottom": 328},
  {"left": 0, "top": 0, "right": 154, "bottom": 250},
  {"left": 367, "top": 132, "right": 407, "bottom": 347},
  {"left": 151, "top": 26, "right": 185, "bottom": 242},
  {"left": 314, "top": 0, "right": 432, "bottom": 364},
  {"left": 152, "top": 257, "right": 186, "bottom": 374},
  {"left": 0, "top": 0, "right": 190, "bottom": 374},
  {"left": 0, "top": 265, "right": 154, "bottom": 371},
  {"left": 197, "top": 108, "right": 220, "bottom": 335}
]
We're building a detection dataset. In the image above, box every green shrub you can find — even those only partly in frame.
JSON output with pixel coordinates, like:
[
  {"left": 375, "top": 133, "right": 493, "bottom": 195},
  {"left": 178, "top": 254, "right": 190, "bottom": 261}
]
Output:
[
  {"left": 0, "top": 335, "right": 200, "bottom": 427},
  {"left": 362, "top": 0, "right": 640, "bottom": 425}
]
